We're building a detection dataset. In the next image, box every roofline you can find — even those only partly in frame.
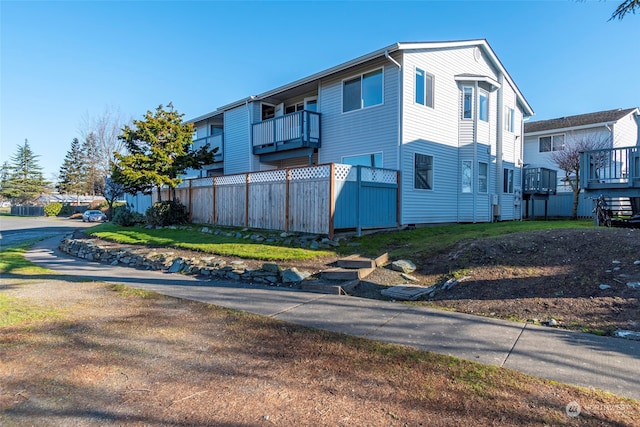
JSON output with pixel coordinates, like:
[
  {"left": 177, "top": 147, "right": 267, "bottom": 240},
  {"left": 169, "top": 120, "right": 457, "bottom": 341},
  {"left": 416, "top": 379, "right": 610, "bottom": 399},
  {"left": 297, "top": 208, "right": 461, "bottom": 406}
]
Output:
[
  {"left": 188, "top": 39, "right": 535, "bottom": 122},
  {"left": 524, "top": 107, "right": 639, "bottom": 136}
]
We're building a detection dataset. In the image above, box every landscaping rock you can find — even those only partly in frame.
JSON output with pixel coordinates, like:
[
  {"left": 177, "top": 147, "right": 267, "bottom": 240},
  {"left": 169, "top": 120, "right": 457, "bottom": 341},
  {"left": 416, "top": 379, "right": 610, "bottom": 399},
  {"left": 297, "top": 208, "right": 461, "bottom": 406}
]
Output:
[
  {"left": 261, "top": 263, "right": 280, "bottom": 274},
  {"left": 281, "top": 268, "right": 311, "bottom": 283},
  {"left": 599, "top": 284, "right": 612, "bottom": 290},
  {"left": 391, "top": 260, "right": 416, "bottom": 273},
  {"left": 441, "top": 278, "right": 458, "bottom": 290},
  {"left": 168, "top": 258, "right": 185, "bottom": 273},
  {"left": 401, "top": 273, "right": 419, "bottom": 282},
  {"left": 627, "top": 282, "right": 640, "bottom": 290},
  {"left": 614, "top": 330, "right": 640, "bottom": 340},
  {"left": 634, "top": 260, "right": 640, "bottom": 266}
]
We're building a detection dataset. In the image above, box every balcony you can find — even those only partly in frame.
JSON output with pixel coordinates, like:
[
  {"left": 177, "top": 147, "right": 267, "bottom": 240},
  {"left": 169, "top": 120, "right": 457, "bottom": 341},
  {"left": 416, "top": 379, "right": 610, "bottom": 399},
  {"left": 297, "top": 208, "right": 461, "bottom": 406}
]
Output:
[
  {"left": 580, "top": 146, "right": 640, "bottom": 196},
  {"left": 523, "top": 167, "right": 557, "bottom": 195},
  {"left": 252, "top": 110, "right": 320, "bottom": 155},
  {"left": 192, "top": 134, "right": 223, "bottom": 162}
]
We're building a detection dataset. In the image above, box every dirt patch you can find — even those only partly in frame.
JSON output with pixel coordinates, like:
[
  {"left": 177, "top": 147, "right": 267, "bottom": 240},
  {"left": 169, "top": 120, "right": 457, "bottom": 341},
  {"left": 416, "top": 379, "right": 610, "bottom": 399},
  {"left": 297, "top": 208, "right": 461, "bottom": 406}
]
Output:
[{"left": 1, "top": 276, "right": 638, "bottom": 426}]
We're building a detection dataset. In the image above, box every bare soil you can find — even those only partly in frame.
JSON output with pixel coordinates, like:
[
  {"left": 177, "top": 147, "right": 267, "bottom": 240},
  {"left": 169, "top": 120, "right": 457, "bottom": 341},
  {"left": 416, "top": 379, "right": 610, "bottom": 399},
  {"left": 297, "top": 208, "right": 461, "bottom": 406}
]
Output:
[{"left": 1, "top": 274, "right": 638, "bottom": 426}]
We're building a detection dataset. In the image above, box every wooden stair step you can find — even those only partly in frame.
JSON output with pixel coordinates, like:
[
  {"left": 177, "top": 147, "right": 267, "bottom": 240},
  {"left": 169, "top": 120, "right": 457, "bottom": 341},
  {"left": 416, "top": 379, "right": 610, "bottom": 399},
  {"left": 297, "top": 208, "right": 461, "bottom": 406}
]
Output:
[
  {"left": 300, "top": 279, "right": 359, "bottom": 295},
  {"left": 321, "top": 266, "right": 375, "bottom": 281},
  {"left": 337, "top": 255, "right": 376, "bottom": 269}
]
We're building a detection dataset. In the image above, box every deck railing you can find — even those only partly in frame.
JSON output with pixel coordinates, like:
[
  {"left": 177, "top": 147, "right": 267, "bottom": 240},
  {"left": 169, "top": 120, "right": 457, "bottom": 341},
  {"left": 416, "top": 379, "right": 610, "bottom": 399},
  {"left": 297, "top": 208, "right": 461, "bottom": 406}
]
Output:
[
  {"left": 580, "top": 146, "right": 640, "bottom": 190},
  {"left": 252, "top": 110, "right": 320, "bottom": 154},
  {"left": 523, "top": 167, "right": 557, "bottom": 195},
  {"left": 192, "top": 134, "right": 223, "bottom": 162}
]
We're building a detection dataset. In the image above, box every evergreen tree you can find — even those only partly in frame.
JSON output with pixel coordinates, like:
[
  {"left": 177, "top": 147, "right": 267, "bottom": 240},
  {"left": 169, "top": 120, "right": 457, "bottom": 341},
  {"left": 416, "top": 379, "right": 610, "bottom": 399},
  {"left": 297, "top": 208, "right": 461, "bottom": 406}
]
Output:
[
  {"left": 57, "top": 138, "right": 86, "bottom": 196},
  {"left": 0, "top": 139, "right": 49, "bottom": 205},
  {"left": 114, "top": 103, "right": 215, "bottom": 201}
]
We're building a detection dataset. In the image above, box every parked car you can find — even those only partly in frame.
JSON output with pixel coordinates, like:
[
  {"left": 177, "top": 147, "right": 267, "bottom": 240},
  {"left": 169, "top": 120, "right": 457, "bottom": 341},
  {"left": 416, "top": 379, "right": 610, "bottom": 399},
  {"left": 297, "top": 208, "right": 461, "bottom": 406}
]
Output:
[{"left": 82, "top": 210, "right": 107, "bottom": 222}]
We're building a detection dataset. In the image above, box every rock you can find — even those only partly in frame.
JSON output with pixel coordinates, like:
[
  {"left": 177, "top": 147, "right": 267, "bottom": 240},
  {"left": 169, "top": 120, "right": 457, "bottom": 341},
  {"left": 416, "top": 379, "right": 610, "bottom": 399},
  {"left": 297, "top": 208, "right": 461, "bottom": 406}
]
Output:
[
  {"left": 261, "top": 263, "right": 280, "bottom": 273},
  {"left": 281, "top": 267, "right": 311, "bottom": 283},
  {"left": 321, "top": 238, "right": 340, "bottom": 247},
  {"left": 627, "top": 282, "right": 640, "bottom": 289},
  {"left": 235, "top": 232, "right": 243, "bottom": 239},
  {"left": 231, "top": 260, "right": 246, "bottom": 270},
  {"left": 309, "top": 240, "right": 320, "bottom": 250},
  {"left": 599, "top": 284, "right": 612, "bottom": 290},
  {"left": 200, "top": 227, "right": 210, "bottom": 233},
  {"left": 634, "top": 260, "right": 640, "bottom": 266},
  {"left": 441, "top": 278, "right": 458, "bottom": 290},
  {"left": 548, "top": 318, "right": 558, "bottom": 327},
  {"left": 613, "top": 267, "right": 621, "bottom": 271},
  {"left": 401, "top": 273, "right": 419, "bottom": 282},
  {"left": 391, "top": 260, "right": 416, "bottom": 273},
  {"left": 226, "top": 272, "right": 241, "bottom": 281},
  {"left": 168, "top": 258, "right": 185, "bottom": 273},
  {"left": 612, "top": 260, "right": 622, "bottom": 264},
  {"left": 614, "top": 330, "right": 640, "bottom": 340},
  {"left": 280, "top": 232, "right": 290, "bottom": 238}
]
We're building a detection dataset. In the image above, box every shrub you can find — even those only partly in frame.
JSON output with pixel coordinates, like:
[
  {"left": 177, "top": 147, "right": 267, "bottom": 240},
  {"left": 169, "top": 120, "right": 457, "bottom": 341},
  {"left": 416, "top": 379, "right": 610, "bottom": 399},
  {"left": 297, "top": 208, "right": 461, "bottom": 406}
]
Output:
[
  {"left": 112, "top": 205, "right": 145, "bottom": 227},
  {"left": 145, "top": 200, "right": 189, "bottom": 227},
  {"left": 59, "top": 204, "right": 75, "bottom": 216},
  {"left": 44, "top": 202, "right": 63, "bottom": 217}
]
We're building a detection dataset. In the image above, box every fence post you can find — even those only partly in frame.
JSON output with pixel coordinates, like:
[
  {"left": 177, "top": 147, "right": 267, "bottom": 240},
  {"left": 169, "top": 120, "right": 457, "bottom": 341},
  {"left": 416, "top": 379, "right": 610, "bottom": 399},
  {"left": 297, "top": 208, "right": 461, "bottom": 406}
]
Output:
[
  {"left": 356, "top": 166, "right": 362, "bottom": 237},
  {"left": 212, "top": 177, "right": 217, "bottom": 225},
  {"left": 245, "top": 173, "right": 250, "bottom": 228},
  {"left": 285, "top": 168, "right": 291, "bottom": 232},
  {"left": 188, "top": 179, "right": 193, "bottom": 222},
  {"left": 329, "top": 163, "right": 335, "bottom": 239},
  {"left": 396, "top": 170, "right": 401, "bottom": 228}
]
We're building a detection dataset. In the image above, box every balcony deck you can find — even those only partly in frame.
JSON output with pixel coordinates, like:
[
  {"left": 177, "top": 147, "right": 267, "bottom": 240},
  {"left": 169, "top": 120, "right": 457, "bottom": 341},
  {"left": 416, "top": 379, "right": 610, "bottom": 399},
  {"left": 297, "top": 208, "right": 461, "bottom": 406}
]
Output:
[
  {"left": 580, "top": 146, "right": 640, "bottom": 197},
  {"left": 192, "top": 134, "right": 223, "bottom": 162},
  {"left": 522, "top": 167, "right": 557, "bottom": 196},
  {"left": 252, "top": 110, "right": 320, "bottom": 155}
]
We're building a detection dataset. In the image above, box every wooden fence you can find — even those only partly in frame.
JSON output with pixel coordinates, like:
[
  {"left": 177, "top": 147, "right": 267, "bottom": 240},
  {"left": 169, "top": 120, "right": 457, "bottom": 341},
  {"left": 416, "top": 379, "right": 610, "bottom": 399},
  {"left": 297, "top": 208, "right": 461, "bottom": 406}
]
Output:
[{"left": 153, "top": 163, "right": 399, "bottom": 237}]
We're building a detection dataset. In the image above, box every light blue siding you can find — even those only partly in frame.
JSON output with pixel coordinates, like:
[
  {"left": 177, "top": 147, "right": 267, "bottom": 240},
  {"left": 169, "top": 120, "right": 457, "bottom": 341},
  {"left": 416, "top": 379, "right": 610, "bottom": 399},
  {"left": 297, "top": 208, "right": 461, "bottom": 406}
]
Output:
[{"left": 223, "top": 105, "right": 251, "bottom": 175}]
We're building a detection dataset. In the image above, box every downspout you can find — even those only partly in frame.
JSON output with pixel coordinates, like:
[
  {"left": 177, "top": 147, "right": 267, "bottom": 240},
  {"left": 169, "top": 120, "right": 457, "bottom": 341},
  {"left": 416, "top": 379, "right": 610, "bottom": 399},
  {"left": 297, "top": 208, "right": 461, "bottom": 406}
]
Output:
[
  {"left": 247, "top": 96, "right": 255, "bottom": 172},
  {"left": 496, "top": 74, "right": 504, "bottom": 221},
  {"left": 385, "top": 49, "right": 402, "bottom": 227}
]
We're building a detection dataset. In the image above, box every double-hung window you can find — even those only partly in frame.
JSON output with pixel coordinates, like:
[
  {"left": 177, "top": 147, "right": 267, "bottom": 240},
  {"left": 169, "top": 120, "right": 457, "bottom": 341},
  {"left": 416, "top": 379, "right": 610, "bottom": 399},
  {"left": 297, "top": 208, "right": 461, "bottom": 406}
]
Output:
[
  {"left": 343, "top": 68, "right": 383, "bottom": 113},
  {"left": 504, "top": 107, "right": 515, "bottom": 132},
  {"left": 414, "top": 154, "right": 433, "bottom": 190},
  {"left": 479, "top": 90, "right": 489, "bottom": 122},
  {"left": 503, "top": 169, "right": 514, "bottom": 193},
  {"left": 461, "top": 161, "right": 472, "bottom": 193},
  {"left": 478, "top": 162, "right": 488, "bottom": 193},
  {"left": 462, "top": 87, "right": 473, "bottom": 119},
  {"left": 415, "top": 68, "right": 434, "bottom": 108},
  {"left": 539, "top": 134, "right": 565, "bottom": 152}
]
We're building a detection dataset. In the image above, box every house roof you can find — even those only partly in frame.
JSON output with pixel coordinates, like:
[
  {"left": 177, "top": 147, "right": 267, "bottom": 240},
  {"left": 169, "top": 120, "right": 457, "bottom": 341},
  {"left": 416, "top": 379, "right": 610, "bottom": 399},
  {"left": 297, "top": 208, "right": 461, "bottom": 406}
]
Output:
[
  {"left": 188, "top": 39, "right": 534, "bottom": 123},
  {"left": 524, "top": 107, "right": 639, "bottom": 134}
]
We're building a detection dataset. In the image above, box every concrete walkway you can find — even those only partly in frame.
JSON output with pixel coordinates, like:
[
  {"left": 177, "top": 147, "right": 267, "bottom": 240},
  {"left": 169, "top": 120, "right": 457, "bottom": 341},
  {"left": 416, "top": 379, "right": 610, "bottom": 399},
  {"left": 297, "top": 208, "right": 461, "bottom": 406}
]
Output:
[{"left": 25, "top": 236, "right": 640, "bottom": 401}]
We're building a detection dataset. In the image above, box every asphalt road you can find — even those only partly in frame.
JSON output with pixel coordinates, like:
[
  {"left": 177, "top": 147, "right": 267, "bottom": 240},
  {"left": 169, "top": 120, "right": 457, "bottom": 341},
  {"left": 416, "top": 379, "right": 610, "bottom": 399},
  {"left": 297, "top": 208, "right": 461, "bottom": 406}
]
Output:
[{"left": 0, "top": 216, "right": 95, "bottom": 248}]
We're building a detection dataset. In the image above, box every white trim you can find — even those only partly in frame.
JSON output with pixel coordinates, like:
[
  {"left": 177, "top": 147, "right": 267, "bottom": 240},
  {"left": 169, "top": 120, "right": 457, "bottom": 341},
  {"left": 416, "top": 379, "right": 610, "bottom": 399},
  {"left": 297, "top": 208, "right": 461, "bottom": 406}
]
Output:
[
  {"left": 525, "top": 122, "right": 618, "bottom": 137},
  {"left": 414, "top": 66, "right": 435, "bottom": 109},
  {"left": 462, "top": 86, "right": 474, "bottom": 120}
]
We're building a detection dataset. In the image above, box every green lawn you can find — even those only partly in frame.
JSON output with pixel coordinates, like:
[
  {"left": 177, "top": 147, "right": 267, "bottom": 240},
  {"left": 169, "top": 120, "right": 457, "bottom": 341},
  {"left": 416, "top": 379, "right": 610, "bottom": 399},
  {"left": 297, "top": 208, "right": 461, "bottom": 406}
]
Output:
[{"left": 0, "top": 243, "right": 52, "bottom": 275}]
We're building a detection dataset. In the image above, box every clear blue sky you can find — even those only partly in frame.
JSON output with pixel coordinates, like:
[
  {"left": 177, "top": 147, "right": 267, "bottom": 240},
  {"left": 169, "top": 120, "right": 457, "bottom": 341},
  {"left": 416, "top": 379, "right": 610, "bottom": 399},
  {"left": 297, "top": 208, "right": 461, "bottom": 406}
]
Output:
[{"left": 1, "top": 0, "right": 638, "bottom": 181}]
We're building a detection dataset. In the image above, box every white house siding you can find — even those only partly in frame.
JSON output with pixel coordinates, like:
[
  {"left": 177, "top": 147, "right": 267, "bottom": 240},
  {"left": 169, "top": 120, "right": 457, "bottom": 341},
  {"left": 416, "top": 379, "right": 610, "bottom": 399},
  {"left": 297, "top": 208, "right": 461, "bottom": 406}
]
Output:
[
  {"left": 613, "top": 112, "right": 640, "bottom": 147},
  {"left": 316, "top": 57, "right": 399, "bottom": 170},
  {"left": 223, "top": 105, "right": 252, "bottom": 175},
  {"left": 400, "top": 46, "right": 500, "bottom": 224}
]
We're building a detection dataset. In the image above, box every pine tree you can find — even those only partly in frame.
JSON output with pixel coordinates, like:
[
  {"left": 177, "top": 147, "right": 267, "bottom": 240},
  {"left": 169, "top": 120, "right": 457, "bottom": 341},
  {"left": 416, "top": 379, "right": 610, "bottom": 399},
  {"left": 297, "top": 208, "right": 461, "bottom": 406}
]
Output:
[
  {"left": 0, "top": 139, "right": 49, "bottom": 205},
  {"left": 57, "top": 138, "right": 86, "bottom": 196}
]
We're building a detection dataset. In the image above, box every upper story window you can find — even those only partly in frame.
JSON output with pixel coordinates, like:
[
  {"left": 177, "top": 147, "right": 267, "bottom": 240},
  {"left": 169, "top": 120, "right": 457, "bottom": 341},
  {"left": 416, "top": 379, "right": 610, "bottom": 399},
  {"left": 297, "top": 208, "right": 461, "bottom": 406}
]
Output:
[
  {"left": 504, "top": 107, "right": 515, "bottom": 132},
  {"left": 343, "top": 68, "right": 383, "bottom": 113},
  {"left": 462, "top": 87, "right": 473, "bottom": 119},
  {"left": 415, "top": 68, "right": 434, "bottom": 108},
  {"left": 342, "top": 153, "right": 382, "bottom": 168},
  {"left": 414, "top": 153, "right": 433, "bottom": 190},
  {"left": 539, "top": 134, "right": 565, "bottom": 152},
  {"left": 479, "top": 90, "right": 489, "bottom": 122}
]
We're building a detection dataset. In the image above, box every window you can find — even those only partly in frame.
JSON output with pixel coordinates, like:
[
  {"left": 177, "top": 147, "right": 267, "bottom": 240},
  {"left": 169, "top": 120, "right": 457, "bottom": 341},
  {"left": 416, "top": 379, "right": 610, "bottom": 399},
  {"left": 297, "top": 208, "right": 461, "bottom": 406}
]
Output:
[
  {"left": 342, "top": 153, "right": 382, "bottom": 168},
  {"left": 343, "top": 68, "right": 383, "bottom": 112},
  {"left": 415, "top": 68, "right": 434, "bottom": 108},
  {"left": 414, "top": 154, "right": 433, "bottom": 190},
  {"left": 478, "top": 162, "right": 488, "bottom": 193},
  {"left": 503, "top": 169, "right": 514, "bottom": 193},
  {"left": 210, "top": 125, "right": 223, "bottom": 137},
  {"left": 461, "top": 161, "right": 472, "bottom": 193},
  {"left": 479, "top": 90, "right": 488, "bottom": 122},
  {"left": 539, "top": 134, "right": 565, "bottom": 152},
  {"left": 463, "top": 87, "right": 473, "bottom": 119},
  {"left": 504, "top": 107, "right": 515, "bottom": 132}
]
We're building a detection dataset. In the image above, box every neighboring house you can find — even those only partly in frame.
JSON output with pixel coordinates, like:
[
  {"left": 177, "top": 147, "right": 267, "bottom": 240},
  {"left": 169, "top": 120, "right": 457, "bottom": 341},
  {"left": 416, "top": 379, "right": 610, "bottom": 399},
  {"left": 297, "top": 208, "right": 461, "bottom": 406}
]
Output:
[
  {"left": 523, "top": 108, "right": 640, "bottom": 217},
  {"left": 187, "top": 39, "right": 534, "bottom": 226}
]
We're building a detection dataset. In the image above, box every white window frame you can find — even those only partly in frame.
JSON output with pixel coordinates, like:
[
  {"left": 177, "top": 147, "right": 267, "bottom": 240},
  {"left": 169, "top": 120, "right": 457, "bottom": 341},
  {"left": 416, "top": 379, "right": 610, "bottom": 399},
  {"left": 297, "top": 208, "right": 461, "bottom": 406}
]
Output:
[
  {"left": 504, "top": 107, "right": 515, "bottom": 132},
  {"left": 503, "top": 168, "right": 514, "bottom": 194},
  {"left": 461, "top": 160, "right": 472, "bottom": 193},
  {"left": 462, "top": 86, "right": 473, "bottom": 119},
  {"left": 342, "top": 67, "right": 384, "bottom": 113},
  {"left": 539, "top": 133, "right": 566, "bottom": 152},
  {"left": 478, "top": 162, "right": 488, "bottom": 193},
  {"left": 479, "top": 89, "right": 489, "bottom": 122},
  {"left": 415, "top": 67, "right": 434, "bottom": 109},
  {"left": 414, "top": 153, "right": 434, "bottom": 191}
]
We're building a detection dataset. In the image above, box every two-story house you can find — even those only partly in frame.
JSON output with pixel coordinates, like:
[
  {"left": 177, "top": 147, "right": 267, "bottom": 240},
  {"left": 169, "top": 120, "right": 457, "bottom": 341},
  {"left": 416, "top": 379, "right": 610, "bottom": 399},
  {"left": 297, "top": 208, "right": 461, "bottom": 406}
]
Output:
[
  {"left": 188, "top": 39, "right": 534, "bottom": 226},
  {"left": 523, "top": 108, "right": 640, "bottom": 217}
]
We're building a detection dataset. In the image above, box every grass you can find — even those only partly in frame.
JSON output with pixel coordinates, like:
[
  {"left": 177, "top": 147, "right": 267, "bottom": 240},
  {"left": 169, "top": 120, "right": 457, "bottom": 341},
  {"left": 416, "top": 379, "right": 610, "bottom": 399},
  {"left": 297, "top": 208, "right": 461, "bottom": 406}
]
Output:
[
  {"left": 108, "top": 283, "right": 160, "bottom": 299},
  {"left": 346, "top": 220, "right": 593, "bottom": 259},
  {"left": 0, "top": 242, "right": 52, "bottom": 275},
  {"left": 87, "top": 223, "right": 334, "bottom": 261},
  {"left": 0, "top": 293, "right": 60, "bottom": 327}
]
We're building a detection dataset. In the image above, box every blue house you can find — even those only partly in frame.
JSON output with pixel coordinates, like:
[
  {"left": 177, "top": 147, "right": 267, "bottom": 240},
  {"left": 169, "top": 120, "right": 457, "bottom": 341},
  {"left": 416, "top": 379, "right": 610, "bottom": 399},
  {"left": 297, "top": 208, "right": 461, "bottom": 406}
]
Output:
[{"left": 187, "top": 40, "right": 534, "bottom": 226}]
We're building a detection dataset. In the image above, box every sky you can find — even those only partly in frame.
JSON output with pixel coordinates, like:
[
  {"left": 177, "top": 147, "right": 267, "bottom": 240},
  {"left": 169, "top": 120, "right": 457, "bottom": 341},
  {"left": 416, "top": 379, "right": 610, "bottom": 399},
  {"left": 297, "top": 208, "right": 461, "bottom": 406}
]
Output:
[{"left": 1, "top": 0, "right": 638, "bottom": 182}]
